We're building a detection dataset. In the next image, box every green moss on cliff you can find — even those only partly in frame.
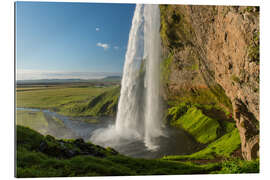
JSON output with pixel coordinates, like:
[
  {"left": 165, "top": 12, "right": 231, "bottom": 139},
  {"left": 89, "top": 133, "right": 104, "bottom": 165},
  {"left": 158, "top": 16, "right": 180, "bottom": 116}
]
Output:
[
  {"left": 167, "top": 102, "right": 191, "bottom": 121},
  {"left": 248, "top": 31, "right": 259, "bottom": 64},
  {"left": 170, "top": 106, "right": 220, "bottom": 144},
  {"left": 168, "top": 84, "right": 232, "bottom": 114},
  {"left": 160, "top": 5, "right": 233, "bottom": 116},
  {"left": 160, "top": 5, "right": 194, "bottom": 49},
  {"left": 161, "top": 53, "right": 173, "bottom": 84},
  {"left": 163, "top": 128, "right": 240, "bottom": 160},
  {"left": 209, "top": 85, "right": 233, "bottom": 112}
]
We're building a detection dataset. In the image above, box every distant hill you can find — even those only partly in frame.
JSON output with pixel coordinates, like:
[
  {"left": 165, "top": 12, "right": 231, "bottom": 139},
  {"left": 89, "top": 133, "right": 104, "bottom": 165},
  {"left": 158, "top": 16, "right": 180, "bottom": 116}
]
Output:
[
  {"left": 101, "top": 76, "right": 122, "bottom": 82},
  {"left": 16, "top": 76, "right": 122, "bottom": 85}
]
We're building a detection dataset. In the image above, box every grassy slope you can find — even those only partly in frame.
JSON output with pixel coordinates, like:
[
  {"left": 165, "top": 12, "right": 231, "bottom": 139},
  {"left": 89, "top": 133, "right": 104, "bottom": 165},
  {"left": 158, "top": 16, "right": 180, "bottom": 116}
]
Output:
[
  {"left": 16, "top": 85, "right": 109, "bottom": 109},
  {"left": 163, "top": 128, "right": 241, "bottom": 160},
  {"left": 16, "top": 84, "right": 120, "bottom": 117},
  {"left": 170, "top": 105, "right": 220, "bottom": 144},
  {"left": 165, "top": 100, "right": 241, "bottom": 161},
  {"left": 64, "top": 86, "right": 120, "bottom": 116},
  {"left": 17, "top": 125, "right": 222, "bottom": 177},
  {"left": 16, "top": 126, "right": 258, "bottom": 177}
]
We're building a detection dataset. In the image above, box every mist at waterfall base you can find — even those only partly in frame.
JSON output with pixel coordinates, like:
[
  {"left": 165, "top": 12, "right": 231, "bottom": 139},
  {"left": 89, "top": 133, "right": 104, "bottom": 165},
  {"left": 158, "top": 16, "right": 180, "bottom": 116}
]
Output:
[{"left": 90, "top": 4, "right": 200, "bottom": 158}]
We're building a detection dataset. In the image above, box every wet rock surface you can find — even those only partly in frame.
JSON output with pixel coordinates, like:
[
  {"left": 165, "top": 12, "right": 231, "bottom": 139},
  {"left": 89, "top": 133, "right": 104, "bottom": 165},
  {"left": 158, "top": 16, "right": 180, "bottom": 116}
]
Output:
[{"left": 160, "top": 5, "right": 259, "bottom": 160}]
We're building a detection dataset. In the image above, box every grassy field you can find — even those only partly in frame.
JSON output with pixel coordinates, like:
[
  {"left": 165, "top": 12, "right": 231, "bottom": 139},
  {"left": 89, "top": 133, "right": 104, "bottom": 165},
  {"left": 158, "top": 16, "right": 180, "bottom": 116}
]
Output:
[
  {"left": 16, "top": 110, "right": 49, "bottom": 134},
  {"left": 16, "top": 83, "right": 120, "bottom": 117}
]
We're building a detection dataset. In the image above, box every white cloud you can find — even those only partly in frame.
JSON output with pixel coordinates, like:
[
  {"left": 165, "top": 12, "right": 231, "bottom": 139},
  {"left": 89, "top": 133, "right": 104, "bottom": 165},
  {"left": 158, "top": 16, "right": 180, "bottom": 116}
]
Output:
[
  {"left": 97, "top": 42, "right": 109, "bottom": 50},
  {"left": 95, "top": 27, "right": 100, "bottom": 31},
  {"left": 114, "top": 46, "right": 119, "bottom": 50}
]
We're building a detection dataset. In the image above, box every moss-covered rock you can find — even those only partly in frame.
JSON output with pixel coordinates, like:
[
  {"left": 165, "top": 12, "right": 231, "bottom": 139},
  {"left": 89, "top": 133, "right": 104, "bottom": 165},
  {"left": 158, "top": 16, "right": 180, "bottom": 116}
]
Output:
[
  {"left": 163, "top": 128, "right": 241, "bottom": 161},
  {"left": 16, "top": 125, "right": 117, "bottom": 159},
  {"left": 170, "top": 106, "right": 220, "bottom": 144},
  {"left": 159, "top": 4, "right": 259, "bottom": 160}
]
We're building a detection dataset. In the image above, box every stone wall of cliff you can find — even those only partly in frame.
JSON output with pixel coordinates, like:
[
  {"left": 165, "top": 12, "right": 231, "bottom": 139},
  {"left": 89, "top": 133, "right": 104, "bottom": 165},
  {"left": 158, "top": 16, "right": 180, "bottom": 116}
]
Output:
[{"left": 160, "top": 5, "right": 259, "bottom": 160}]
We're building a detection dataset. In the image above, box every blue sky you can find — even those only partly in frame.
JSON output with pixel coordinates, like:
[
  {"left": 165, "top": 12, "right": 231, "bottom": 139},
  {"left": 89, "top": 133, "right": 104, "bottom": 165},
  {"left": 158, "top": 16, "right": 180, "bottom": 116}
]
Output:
[{"left": 16, "top": 2, "right": 135, "bottom": 80}]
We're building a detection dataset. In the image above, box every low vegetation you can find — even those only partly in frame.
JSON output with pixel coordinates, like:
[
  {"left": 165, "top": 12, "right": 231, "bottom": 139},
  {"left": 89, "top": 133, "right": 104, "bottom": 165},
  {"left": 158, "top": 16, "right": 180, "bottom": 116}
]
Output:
[
  {"left": 17, "top": 125, "right": 258, "bottom": 177},
  {"left": 170, "top": 105, "right": 220, "bottom": 144},
  {"left": 161, "top": 53, "right": 173, "bottom": 84},
  {"left": 214, "top": 158, "right": 259, "bottom": 174},
  {"left": 160, "top": 5, "right": 195, "bottom": 49},
  {"left": 16, "top": 81, "right": 259, "bottom": 176},
  {"left": 16, "top": 110, "right": 49, "bottom": 134},
  {"left": 163, "top": 128, "right": 241, "bottom": 160},
  {"left": 16, "top": 125, "right": 222, "bottom": 177},
  {"left": 248, "top": 31, "right": 259, "bottom": 64},
  {"left": 16, "top": 84, "right": 120, "bottom": 117},
  {"left": 81, "top": 86, "right": 120, "bottom": 116}
]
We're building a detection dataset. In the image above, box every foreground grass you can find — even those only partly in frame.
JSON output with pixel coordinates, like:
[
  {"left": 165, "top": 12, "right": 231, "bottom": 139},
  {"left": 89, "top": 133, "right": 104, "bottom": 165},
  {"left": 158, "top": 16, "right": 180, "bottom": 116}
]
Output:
[
  {"left": 16, "top": 125, "right": 258, "bottom": 177},
  {"left": 16, "top": 125, "right": 222, "bottom": 177}
]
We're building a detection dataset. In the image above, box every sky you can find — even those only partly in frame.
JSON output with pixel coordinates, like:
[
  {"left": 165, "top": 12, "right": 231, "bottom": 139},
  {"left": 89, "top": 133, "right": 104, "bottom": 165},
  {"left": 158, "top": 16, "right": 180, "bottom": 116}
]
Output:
[{"left": 15, "top": 2, "right": 135, "bottom": 80}]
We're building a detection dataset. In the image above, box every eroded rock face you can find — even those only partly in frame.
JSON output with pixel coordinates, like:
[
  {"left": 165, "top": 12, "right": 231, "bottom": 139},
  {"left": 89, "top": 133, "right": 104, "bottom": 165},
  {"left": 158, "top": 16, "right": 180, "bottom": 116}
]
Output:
[
  {"left": 160, "top": 5, "right": 259, "bottom": 160},
  {"left": 234, "top": 99, "right": 259, "bottom": 160}
]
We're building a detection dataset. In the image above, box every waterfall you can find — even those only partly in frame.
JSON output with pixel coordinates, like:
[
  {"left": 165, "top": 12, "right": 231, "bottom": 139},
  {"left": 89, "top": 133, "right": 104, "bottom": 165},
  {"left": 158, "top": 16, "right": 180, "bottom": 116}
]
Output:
[
  {"left": 115, "top": 4, "right": 145, "bottom": 140},
  {"left": 143, "top": 5, "right": 164, "bottom": 150},
  {"left": 91, "top": 4, "right": 164, "bottom": 151}
]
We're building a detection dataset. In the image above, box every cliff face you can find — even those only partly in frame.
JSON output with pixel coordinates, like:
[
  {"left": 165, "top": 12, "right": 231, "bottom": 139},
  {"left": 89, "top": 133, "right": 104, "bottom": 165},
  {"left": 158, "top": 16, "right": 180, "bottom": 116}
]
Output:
[{"left": 160, "top": 5, "right": 259, "bottom": 160}]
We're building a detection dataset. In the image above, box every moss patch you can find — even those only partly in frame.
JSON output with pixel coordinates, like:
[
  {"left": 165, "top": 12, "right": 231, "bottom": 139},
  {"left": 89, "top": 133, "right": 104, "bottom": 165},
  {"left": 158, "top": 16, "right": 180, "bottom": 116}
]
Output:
[
  {"left": 248, "top": 31, "right": 259, "bottom": 64},
  {"left": 231, "top": 74, "right": 241, "bottom": 84},
  {"left": 170, "top": 106, "right": 220, "bottom": 144},
  {"left": 161, "top": 53, "right": 173, "bottom": 84},
  {"left": 167, "top": 84, "right": 232, "bottom": 115},
  {"left": 163, "top": 128, "right": 241, "bottom": 160},
  {"left": 160, "top": 5, "right": 195, "bottom": 49},
  {"left": 214, "top": 158, "right": 259, "bottom": 174}
]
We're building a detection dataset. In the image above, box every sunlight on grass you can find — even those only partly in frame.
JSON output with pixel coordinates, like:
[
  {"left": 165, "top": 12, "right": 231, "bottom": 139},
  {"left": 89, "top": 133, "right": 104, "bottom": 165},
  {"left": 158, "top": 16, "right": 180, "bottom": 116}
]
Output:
[{"left": 16, "top": 110, "right": 48, "bottom": 134}]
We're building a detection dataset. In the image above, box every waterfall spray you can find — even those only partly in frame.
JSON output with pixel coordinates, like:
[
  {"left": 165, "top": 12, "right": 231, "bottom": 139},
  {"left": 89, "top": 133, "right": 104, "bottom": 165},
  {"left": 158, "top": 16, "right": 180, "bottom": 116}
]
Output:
[{"left": 91, "top": 4, "right": 164, "bottom": 151}]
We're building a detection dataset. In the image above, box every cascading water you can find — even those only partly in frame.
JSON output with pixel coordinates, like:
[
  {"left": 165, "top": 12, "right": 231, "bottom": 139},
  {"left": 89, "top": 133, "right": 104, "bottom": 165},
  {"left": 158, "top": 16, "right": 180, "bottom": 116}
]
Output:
[
  {"left": 91, "top": 4, "right": 164, "bottom": 151},
  {"left": 143, "top": 5, "right": 164, "bottom": 149},
  {"left": 115, "top": 4, "right": 146, "bottom": 140}
]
